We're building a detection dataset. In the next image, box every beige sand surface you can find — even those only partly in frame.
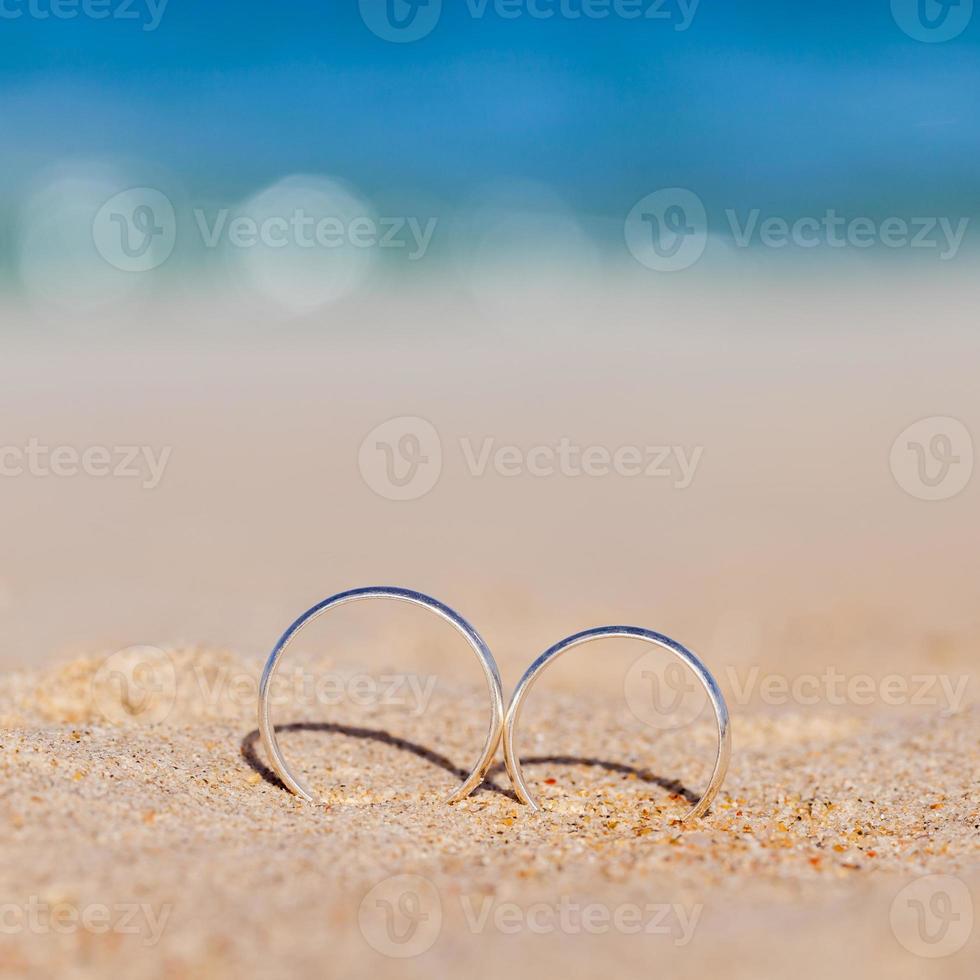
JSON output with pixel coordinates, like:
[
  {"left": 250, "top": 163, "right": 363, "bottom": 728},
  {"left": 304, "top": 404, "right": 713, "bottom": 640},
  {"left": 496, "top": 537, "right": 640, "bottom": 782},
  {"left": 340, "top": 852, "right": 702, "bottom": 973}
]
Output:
[
  {"left": 1, "top": 279, "right": 978, "bottom": 976},
  {"left": 0, "top": 648, "right": 976, "bottom": 979},
  {"left": 3, "top": 274, "right": 980, "bottom": 672}
]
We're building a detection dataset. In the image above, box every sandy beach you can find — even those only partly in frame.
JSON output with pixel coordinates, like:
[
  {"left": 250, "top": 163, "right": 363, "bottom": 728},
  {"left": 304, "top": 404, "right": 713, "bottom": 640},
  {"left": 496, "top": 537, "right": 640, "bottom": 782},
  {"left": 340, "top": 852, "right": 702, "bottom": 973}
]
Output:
[
  {"left": 1, "top": 274, "right": 978, "bottom": 977},
  {"left": 0, "top": 645, "right": 976, "bottom": 979}
]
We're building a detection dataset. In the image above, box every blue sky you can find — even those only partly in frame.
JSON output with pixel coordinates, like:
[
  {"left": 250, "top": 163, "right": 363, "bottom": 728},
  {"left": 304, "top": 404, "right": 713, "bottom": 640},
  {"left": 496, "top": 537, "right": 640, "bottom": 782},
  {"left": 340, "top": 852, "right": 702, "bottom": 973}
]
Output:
[{"left": 1, "top": 1, "right": 978, "bottom": 224}]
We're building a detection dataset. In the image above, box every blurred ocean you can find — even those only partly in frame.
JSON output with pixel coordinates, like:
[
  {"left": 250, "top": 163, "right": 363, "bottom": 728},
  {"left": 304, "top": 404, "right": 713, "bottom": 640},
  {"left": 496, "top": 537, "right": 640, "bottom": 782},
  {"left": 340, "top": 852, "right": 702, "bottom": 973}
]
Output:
[{"left": 0, "top": 0, "right": 978, "bottom": 325}]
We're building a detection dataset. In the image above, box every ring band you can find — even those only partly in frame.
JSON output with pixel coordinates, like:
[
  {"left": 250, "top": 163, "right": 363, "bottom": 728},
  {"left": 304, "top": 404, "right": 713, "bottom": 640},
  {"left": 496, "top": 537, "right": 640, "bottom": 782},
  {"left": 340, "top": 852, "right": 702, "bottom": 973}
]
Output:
[
  {"left": 503, "top": 626, "right": 731, "bottom": 821},
  {"left": 258, "top": 587, "right": 505, "bottom": 804}
]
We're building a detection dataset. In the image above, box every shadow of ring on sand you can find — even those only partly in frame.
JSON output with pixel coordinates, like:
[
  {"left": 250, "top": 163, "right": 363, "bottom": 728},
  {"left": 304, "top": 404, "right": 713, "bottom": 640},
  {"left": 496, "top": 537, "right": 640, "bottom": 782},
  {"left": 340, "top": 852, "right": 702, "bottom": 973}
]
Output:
[
  {"left": 240, "top": 722, "right": 516, "bottom": 800},
  {"left": 241, "top": 724, "right": 697, "bottom": 807},
  {"left": 486, "top": 755, "right": 699, "bottom": 805}
]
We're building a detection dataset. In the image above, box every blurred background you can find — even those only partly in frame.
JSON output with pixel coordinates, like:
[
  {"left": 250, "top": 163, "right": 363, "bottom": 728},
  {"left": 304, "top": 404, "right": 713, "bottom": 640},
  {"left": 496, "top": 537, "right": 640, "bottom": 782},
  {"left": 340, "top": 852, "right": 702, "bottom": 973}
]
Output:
[{"left": 0, "top": 0, "right": 978, "bottom": 709}]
